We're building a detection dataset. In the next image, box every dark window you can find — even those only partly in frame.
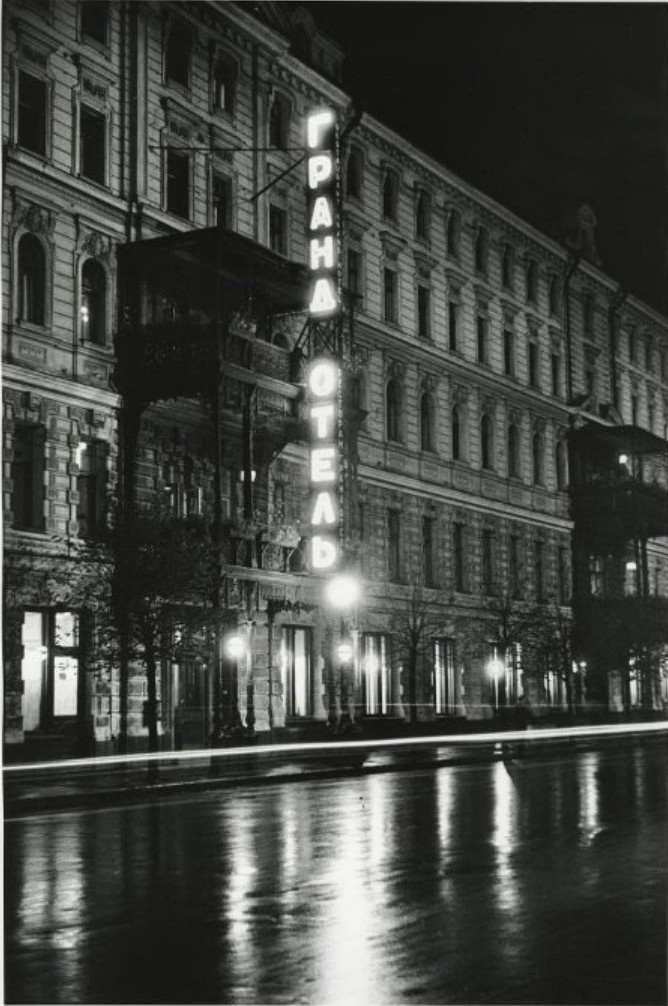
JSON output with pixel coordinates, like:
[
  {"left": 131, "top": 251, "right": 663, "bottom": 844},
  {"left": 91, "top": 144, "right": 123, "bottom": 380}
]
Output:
[
  {"left": 383, "top": 268, "right": 397, "bottom": 323},
  {"left": 448, "top": 301, "right": 458, "bottom": 351},
  {"left": 166, "top": 149, "right": 189, "bottom": 218},
  {"left": 502, "top": 244, "right": 513, "bottom": 288},
  {"left": 526, "top": 260, "right": 537, "bottom": 303},
  {"left": 452, "top": 405, "right": 461, "bottom": 461},
  {"left": 549, "top": 276, "right": 561, "bottom": 318},
  {"left": 583, "top": 294, "right": 594, "bottom": 337},
  {"left": 528, "top": 341, "right": 539, "bottom": 387},
  {"left": 551, "top": 353, "right": 561, "bottom": 397},
  {"left": 660, "top": 351, "right": 666, "bottom": 380},
  {"left": 586, "top": 367, "right": 596, "bottom": 401},
  {"left": 481, "top": 414, "right": 493, "bottom": 470},
  {"left": 18, "top": 234, "right": 46, "bottom": 325},
  {"left": 77, "top": 440, "right": 108, "bottom": 538},
  {"left": 386, "top": 379, "right": 401, "bottom": 442},
  {"left": 648, "top": 399, "right": 655, "bottom": 432},
  {"left": 166, "top": 20, "right": 191, "bottom": 87},
  {"left": 532, "top": 432, "right": 543, "bottom": 485},
  {"left": 503, "top": 329, "right": 514, "bottom": 376},
  {"left": 420, "top": 393, "right": 434, "bottom": 452},
  {"left": 446, "top": 210, "right": 460, "bottom": 256},
  {"left": 347, "top": 247, "right": 362, "bottom": 302},
  {"left": 477, "top": 316, "right": 488, "bottom": 364},
  {"left": 80, "top": 1, "right": 108, "bottom": 45},
  {"left": 269, "top": 96, "right": 289, "bottom": 149},
  {"left": 645, "top": 338, "right": 652, "bottom": 371},
  {"left": 417, "top": 285, "right": 430, "bottom": 338},
  {"left": 507, "top": 424, "right": 519, "bottom": 478},
  {"left": 509, "top": 535, "right": 521, "bottom": 598},
  {"left": 382, "top": 172, "right": 397, "bottom": 220},
  {"left": 482, "top": 530, "right": 494, "bottom": 595},
  {"left": 11, "top": 423, "right": 45, "bottom": 531},
  {"left": 453, "top": 522, "right": 465, "bottom": 591},
  {"left": 213, "top": 173, "right": 232, "bottom": 228},
  {"left": 423, "top": 516, "right": 435, "bottom": 587},
  {"left": 80, "top": 105, "right": 105, "bottom": 184},
  {"left": 388, "top": 509, "right": 401, "bottom": 582},
  {"left": 556, "top": 440, "right": 568, "bottom": 489},
  {"left": 631, "top": 394, "right": 638, "bottom": 426},
  {"left": 214, "top": 58, "right": 236, "bottom": 113},
  {"left": 589, "top": 556, "right": 604, "bottom": 597},
  {"left": 558, "top": 546, "right": 569, "bottom": 603},
  {"left": 475, "top": 228, "right": 488, "bottom": 274},
  {"left": 346, "top": 148, "right": 363, "bottom": 199},
  {"left": 628, "top": 328, "right": 636, "bottom": 363},
  {"left": 18, "top": 71, "right": 47, "bottom": 157},
  {"left": 81, "top": 259, "right": 106, "bottom": 345},
  {"left": 269, "top": 205, "right": 287, "bottom": 255},
  {"left": 533, "top": 540, "right": 544, "bottom": 601},
  {"left": 416, "top": 191, "right": 429, "bottom": 240}
]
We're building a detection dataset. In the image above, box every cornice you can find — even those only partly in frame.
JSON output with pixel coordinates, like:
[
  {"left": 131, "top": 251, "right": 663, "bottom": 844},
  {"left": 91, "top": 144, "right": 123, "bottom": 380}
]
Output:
[{"left": 3, "top": 363, "right": 119, "bottom": 409}]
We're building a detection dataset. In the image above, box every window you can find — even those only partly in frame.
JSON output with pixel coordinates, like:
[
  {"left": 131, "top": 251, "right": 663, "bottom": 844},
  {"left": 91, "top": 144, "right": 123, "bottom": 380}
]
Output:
[
  {"left": 165, "top": 19, "right": 191, "bottom": 87},
  {"left": 452, "top": 405, "right": 461, "bottom": 461},
  {"left": 269, "top": 205, "right": 287, "bottom": 255},
  {"left": 482, "top": 530, "right": 495, "bottom": 595},
  {"left": 422, "top": 516, "right": 435, "bottom": 587},
  {"left": 163, "top": 459, "right": 203, "bottom": 518},
  {"left": 476, "top": 316, "right": 488, "bottom": 364},
  {"left": 166, "top": 148, "right": 189, "bottom": 219},
  {"left": 269, "top": 95, "right": 290, "bottom": 149},
  {"left": 361, "top": 633, "right": 390, "bottom": 715},
  {"left": 556, "top": 439, "right": 568, "bottom": 489},
  {"left": 18, "top": 70, "right": 47, "bottom": 157},
  {"left": 80, "top": 2, "right": 109, "bottom": 45},
  {"left": 589, "top": 555, "right": 604, "bottom": 597},
  {"left": 446, "top": 210, "right": 460, "bottom": 257},
  {"left": 645, "top": 337, "right": 653, "bottom": 372},
  {"left": 526, "top": 260, "right": 538, "bottom": 304},
  {"left": 502, "top": 244, "right": 514, "bottom": 288},
  {"left": 77, "top": 440, "right": 108, "bottom": 538},
  {"left": 347, "top": 247, "right": 362, "bottom": 304},
  {"left": 382, "top": 171, "right": 398, "bottom": 220},
  {"left": 11, "top": 423, "right": 45, "bottom": 531},
  {"left": 631, "top": 394, "right": 638, "bottom": 426},
  {"left": 503, "top": 329, "right": 514, "bottom": 376},
  {"left": 280, "top": 626, "right": 311, "bottom": 717},
  {"left": 583, "top": 294, "right": 594, "bottom": 338},
  {"left": 624, "top": 558, "right": 638, "bottom": 598},
  {"left": 387, "top": 509, "right": 401, "bottom": 582},
  {"left": 475, "top": 227, "right": 488, "bottom": 275},
  {"left": 548, "top": 276, "right": 561, "bottom": 318},
  {"left": 80, "top": 259, "right": 106, "bottom": 345},
  {"left": 433, "top": 639, "right": 456, "bottom": 714},
  {"left": 21, "top": 610, "right": 82, "bottom": 731},
  {"left": 509, "top": 535, "right": 521, "bottom": 598},
  {"left": 558, "top": 546, "right": 569, "bottom": 603},
  {"left": 551, "top": 353, "right": 561, "bottom": 397},
  {"left": 417, "top": 284, "right": 430, "bottom": 338},
  {"left": 453, "top": 522, "right": 466, "bottom": 591},
  {"left": 532, "top": 431, "right": 543, "bottom": 485},
  {"left": 480, "top": 414, "right": 493, "bottom": 470},
  {"left": 528, "top": 341, "right": 539, "bottom": 388},
  {"left": 80, "top": 105, "right": 105, "bottom": 184},
  {"left": 214, "top": 57, "right": 236, "bottom": 113},
  {"left": 420, "top": 392, "right": 435, "bottom": 452},
  {"left": 346, "top": 148, "right": 363, "bottom": 199},
  {"left": 507, "top": 424, "right": 519, "bottom": 478},
  {"left": 448, "top": 300, "right": 458, "bottom": 351},
  {"left": 533, "top": 540, "right": 544, "bottom": 601},
  {"left": 660, "top": 351, "right": 667, "bottom": 380},
  {"left": 386, "top": 379, "right": 401, "bottom": 442},
  {"left": 628, "top": 328, "right": 636, "bottom": 363},
  {"left": 213, "top": 173, "right": 232, "bottom": 229},
  {"left": 586, "top": 366, "right": 596, "bottom": 404},
  {"left": 383, "top": 267, "right": 397, "bottom": 323},
  {"left": 415, "top": 191, "right": 430, "bottom": 241},
  {"left": 18, "top": 234, "right": 46, "bottom": 326},
  {"left": 648, "top": 398, "right": 655, "bottom": 433}
]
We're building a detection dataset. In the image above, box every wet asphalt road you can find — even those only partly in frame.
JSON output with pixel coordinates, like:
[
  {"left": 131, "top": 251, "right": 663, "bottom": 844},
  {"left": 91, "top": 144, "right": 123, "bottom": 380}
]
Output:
[{"left": 4, "top": 739, "right": 667, "bottom": 1005}]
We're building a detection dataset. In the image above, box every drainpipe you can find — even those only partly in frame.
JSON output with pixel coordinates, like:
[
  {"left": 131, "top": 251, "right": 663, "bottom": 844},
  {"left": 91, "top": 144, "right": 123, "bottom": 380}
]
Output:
[{"left": 608, "top": 286, "right": 627, "bottom": 414}]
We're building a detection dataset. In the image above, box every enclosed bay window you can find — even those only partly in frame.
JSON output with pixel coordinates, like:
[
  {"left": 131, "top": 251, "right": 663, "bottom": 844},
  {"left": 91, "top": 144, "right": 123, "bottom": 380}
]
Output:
[{"left": 280, "top": 626, "right": 311, "bottom": 718}]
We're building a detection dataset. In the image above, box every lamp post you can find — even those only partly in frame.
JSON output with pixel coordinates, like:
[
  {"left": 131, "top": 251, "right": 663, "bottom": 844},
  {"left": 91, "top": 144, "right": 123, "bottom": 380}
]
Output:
[
  {"left": 324, "top": 573, "right": 361, "bottom": 730},
  {"left": 221, "top": 631, "right": 246, "bottom": 738},
  {"left": 488, "top": 656, "right": 504, "bottom": 714}
]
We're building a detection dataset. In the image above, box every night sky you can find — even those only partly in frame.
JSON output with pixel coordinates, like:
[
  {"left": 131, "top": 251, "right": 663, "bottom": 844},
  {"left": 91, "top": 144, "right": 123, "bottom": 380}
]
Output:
[{"left": 302, "top": 3, "right": 668, "bottom": 315}]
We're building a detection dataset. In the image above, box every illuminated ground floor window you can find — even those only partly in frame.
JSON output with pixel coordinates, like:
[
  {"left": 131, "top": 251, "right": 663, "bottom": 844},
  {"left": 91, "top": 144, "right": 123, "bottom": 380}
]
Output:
[
  {"left": 21, "top": 609, "right": 81, "bottom": 731},
  {"left": 433, "top": 638, "right": 456, "bottom": 714},
  {"left": 281, "top": 626, "right": 311, "bottom": 717},
  {"left": 361, "top": 632, "right": 390, "bottom": 714},
  {"left": 489, "top": 643, "right": 523, "bottom": 709}
]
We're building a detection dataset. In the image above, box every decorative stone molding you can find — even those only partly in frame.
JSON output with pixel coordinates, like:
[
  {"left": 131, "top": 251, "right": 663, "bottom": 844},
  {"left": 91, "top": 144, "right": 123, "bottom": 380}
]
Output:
[
  {"left": 379, "top": 229, "right": 406, "bottom": 260},
  {"left": 386, "top": 358, "right": 405, "bottom": 382},
  {"left": 12, "top": 197, "right": 55, "bottom": 238},
  {"left": 452, "top": 384, "right": 469, "bottom": 406},
  {"left": 480, "top": 395, "right": 497, "bottom": 416}
]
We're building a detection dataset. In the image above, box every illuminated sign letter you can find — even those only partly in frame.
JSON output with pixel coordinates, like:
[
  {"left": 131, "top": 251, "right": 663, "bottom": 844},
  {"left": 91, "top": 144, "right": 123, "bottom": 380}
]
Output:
[
  {"left": 309, "top": 278, "right": 338, "bottom": 316},
  {"left": 310, "top": 235, "right": 335, "bottom": 271},
  {"left": 308, "top": 154, "right": 333, "bottom": 190},
  {"left": 312, "top": 535, "right": 337, "bottom": 570},
  {"left": 310, "top": 196, "right": 333, "bottom": 231},
  {"left": 311, "top": 491, "right": 337, "bottom": 527},
  {"left": 309, "top": 361, "right": 338, "bottom": 398},
  {"left": 307, "top": 109, "right": 335, "bottom": 149},
  {"left": 311, "top": 446, "right": 336, "bottom": 483},
  {"left": 310, "top": 402, "right": 335, "bottom": 439}
]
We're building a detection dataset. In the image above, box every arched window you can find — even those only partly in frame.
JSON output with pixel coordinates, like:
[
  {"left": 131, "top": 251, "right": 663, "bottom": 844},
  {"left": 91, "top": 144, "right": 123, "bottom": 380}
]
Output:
[
  {"left": 480, "top": 414, "right": 493, "bottom": 470},
  {"left": 507, "top": 424, "right": 519, "bottom": 478},
  {"left": 446, "top": 209, "right": 460, "bottom": 257},
  {"left": 81, "top": 259, "right": 106, "bottom": 345},
  {"left": 556, "top": 439, "right": 568, "bottom": 489},
  {"left": 346, "top": 148, "right": 363, "bottom": 199},
  {"left": 549, "top": 275, "right": 561, "bottom": 318},
  {"left": 386, "top": 379, "right": 401, "bottom": 442},
  {"left": 420, "top": 392, "right": 435, "bottom": 452},
  {"left": 526, "top": 260, "right": 538, "bottom": 303},
  {"left": 475, "top": 227, "right": 488, "bottom": 275},
  {"left": 18, "top": 234, "right": 46, "bottom": 325},
  {"left": 452, "top": 405, "right": 461, "bottom": 461},
  {"left": 532, "top": 431, "right": 543, "bottom": 485},
  {"left": 269, "top": 95, "right": 290, "bottom": 149},
  {"left": 415, "top": 191, "right": 430, "bottom": 240},
  {"left": 583, "top": 293, "right": 594, "bottom": 337},
  {"left": 502, "top": 244, "right": 514, "bottom": 288},
  {"left": 382, "top": 171, "right": 398, "bottom": 220}
]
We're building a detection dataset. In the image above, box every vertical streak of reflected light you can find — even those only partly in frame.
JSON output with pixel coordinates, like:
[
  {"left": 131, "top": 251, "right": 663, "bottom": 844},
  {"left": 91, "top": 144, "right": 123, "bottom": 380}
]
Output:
[
  {"left": 578, "top": 751, "right": 601, "bottom": 843},
  {"left": 492, "top": 762, "right": 519, "bottom": 916}
]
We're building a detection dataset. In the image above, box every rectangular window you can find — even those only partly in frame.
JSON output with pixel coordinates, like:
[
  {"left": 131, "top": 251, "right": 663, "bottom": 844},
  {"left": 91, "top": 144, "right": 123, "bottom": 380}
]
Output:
[
  {"left": 383, "top": 268, "right": 397, "bottom": 323},
  {"left": 213, "top": 173, "right": 232, "bottom": 229},
  {"left": 624, "top": 559, "right": 638, "bottom": 598},
  {"left": 388, "top": 509, "right": 401, "bottom": 582},
  {"left": 589, "top": 556, "right": 604, "bottom": 597},
  {"left": 448, "top": 300, "right": 458, "bottom": 351},
  {"left": 21, "top": 610, "right": 81, "bottom": 731},
  {"left": 558, "top": 546, "right": 569, "bottom": 603},
  {"left": 631, "top": 395, "right": 638, "bottom": 425},
  {"left": 280, "top": 626, "right": 311, "bottom": 717},
  {"left": 482, "top": 530, "right": 494, "bottom": 595},
  {"left": 477, "top": 316, "right": 488, "bottom": 364},
  {"left": 77, "top": 440, "right": 108, "bottom": 538},
  {"left": 361, "top": 633, "right": 390, "bottom": 715},
  {"left": 417, "top": 284, "right": 430, "bottom": 339},
  {"left": 551, "top": 353, "right": 561, "bottom": 397},
  {"left": 81, "top": 1, "right": 109, "bottom": 45},
  {"left": 433, "top": 638, "right": 456, "bottom": 714},
  {"left": 214, "top": 60, "right": 236, "bottom": 114},
  {"left": 503, "top": 329, "right": 514, "bottom": 376},
  {"left": 166, "top": 148, "right": 189, "bottom": 219},
  {"left": 509, "top": 535, "right": 521, "bottom": 598},
  {"left": 644, "top": 339, "right": 652, "bottom": 371},
  {"left": 422, "top": 516, "right": 435, "bottom": 587},
  {"left": 528, "top": 342, "right": 539, "bottom": 387},
  {"left": 269, "top": 205, "right": 287, "bottom": 255},
  {"left": 18, "top": 71, "right": 47, "bottom": 157},
  {"left": 586, "top": 368, "right": 596, "bottom": 402},
  {"left": 11, "top": 423, "right": 45, "bottom": 531},
  {"left": 347, "top": 247, "right": 362, "bottom": 303},
  {"left": 166, "top": 22, "right": 191, "bottom": 87},
  {"left": 534, "top": 540, "right": 544, "bottom": 601},
  {"left": 453, "top": 522, "right": 466, "bottom": 592},
  {"left": 80, "top": 105, "right": 105, "bottom": 184}
]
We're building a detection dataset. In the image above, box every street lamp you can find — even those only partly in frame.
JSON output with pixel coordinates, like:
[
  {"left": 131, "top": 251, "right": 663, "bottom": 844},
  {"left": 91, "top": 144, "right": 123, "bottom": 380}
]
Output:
[
  {"left": 224, "top": 634, "right": 246, "bottom": 660},
  {"left": 324, "top": 572, "right": 361, "bottom": 611},
  {"left": 488, "top": 656, "right": 504, "bottom": 712}
]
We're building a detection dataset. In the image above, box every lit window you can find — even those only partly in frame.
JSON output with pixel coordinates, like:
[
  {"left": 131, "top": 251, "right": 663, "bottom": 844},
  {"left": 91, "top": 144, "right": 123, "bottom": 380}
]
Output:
[
  {"left": 214, "top": 58, "right": 236, "bottom": 113},
  {"left": 81, "top": 259, "right": 106, "bottom": 345},
  {"left": 18, "top": 234, "right": 46, "bottom": 326},
  {"left": 281, "top": 626, "right": 311, "bottom": 717},
  {"left": 80, "top": 105, "right": 105, "bottom": 184},
  {"left": 361, "top": 633, "right": 390, "bottom": 715},
  {"left": 21, "top": 610, "right": 81, "bottom": 731},
  {"left": 433, "top": 638, "right": 456, "bottom": 714},
  {"left": 18, "top": 70, "right": 47, "bottom": 157}
]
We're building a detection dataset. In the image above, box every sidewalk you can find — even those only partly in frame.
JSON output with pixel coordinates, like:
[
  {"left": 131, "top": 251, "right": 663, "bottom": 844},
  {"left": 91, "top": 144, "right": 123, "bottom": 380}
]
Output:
[{"left": 5, "top": 723, "right": 667, "bottom": 817}]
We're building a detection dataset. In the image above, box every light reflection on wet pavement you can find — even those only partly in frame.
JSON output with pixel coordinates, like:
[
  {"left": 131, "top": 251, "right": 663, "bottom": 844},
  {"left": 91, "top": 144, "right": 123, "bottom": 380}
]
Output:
[{"left": 5, "top": 740, "right": 667, "bottom": 1005}]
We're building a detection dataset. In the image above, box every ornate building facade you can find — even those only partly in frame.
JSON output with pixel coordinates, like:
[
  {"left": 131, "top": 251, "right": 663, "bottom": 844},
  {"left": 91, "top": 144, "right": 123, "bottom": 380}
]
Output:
[{"left": 4, "top": 0, "right": 668, "bottom": 758}]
